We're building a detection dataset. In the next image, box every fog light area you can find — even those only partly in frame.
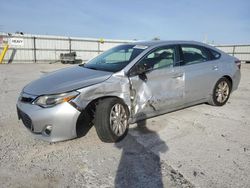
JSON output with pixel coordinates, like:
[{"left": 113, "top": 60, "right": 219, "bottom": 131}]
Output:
[{"left": 42, "top": 125, "right": 52, "bottom": 136}]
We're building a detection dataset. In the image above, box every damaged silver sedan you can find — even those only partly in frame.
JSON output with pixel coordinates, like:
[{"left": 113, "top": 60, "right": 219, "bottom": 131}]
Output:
[{"left": 17, "top": 41, "right": 241, "bottom": 142}]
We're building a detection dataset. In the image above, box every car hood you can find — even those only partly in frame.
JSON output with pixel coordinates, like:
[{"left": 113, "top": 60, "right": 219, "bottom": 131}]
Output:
[{"left": 23, "top": 65, "right": 113, "bottom": 95}]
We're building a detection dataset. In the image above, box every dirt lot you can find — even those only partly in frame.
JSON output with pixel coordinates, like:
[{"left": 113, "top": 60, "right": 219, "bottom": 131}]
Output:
[{"left": 0, "top": 63, "right": 249, "bottom": 188}]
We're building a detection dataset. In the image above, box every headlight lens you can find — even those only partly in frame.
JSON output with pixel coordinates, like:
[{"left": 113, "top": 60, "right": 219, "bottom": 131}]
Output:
[{"left": 34, "top": 91, "right": 79, "bottom": 108}]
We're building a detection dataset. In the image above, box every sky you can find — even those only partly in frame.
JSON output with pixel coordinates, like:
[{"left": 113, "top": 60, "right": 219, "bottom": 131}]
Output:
[{"left": 0, "top": 0, "right": 249, "bottom": 44}]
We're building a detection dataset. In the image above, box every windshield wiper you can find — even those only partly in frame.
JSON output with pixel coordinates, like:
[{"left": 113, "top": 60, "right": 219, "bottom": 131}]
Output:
[
  {"left": 81, "top": 65, "right": 98, "bottom": 70},
  {"left": 87, "top": 67, "right": 98, "bottom": 70}
]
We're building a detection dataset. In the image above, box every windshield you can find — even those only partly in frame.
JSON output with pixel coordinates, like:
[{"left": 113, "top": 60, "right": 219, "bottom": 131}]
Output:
[{"left": 81, "top": 44, "right": 146, "bottom": 72}]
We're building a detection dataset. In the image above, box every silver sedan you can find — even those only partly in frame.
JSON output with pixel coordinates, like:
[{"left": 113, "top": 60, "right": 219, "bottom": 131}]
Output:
[{"left": 17, "top": 41, "right": 241, "bottom": 142}]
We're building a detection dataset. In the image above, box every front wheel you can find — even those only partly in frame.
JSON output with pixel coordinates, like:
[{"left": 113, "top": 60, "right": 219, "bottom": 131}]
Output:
[
  {"left": 94, "top": 98, "right": 129, "bottom": 142},
  {"left": 209, "top": 77, "right": 232, "bottom": 106}
]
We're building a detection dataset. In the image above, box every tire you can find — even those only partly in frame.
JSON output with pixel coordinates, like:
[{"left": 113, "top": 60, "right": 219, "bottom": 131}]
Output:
[
  {"left": 209, "top": 77, "right": 232, "bottom": 106},
  {"left": 94, "top": 98, "right": 129, "bottom": 143}
]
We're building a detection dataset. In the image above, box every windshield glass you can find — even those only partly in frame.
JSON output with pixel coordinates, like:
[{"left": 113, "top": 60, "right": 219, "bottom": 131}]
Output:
[{"left": 81, "top": 44, "right": 146, "bottom": 72}]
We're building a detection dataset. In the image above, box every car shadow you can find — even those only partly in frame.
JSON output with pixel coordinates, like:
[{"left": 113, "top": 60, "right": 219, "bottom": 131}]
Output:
[{"left": 114, "top": 119, "right": 168, "bottom": 188}]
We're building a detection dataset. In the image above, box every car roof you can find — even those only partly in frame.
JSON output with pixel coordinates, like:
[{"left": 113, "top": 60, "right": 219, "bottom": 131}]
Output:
[{"left": 127, "top": 40, "right": 214, "bottom": 48}]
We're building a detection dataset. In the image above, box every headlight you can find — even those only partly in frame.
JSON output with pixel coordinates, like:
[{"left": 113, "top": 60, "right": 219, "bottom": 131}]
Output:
[{"left": 34, "top": 91, "right": 79, "bottom": 108}]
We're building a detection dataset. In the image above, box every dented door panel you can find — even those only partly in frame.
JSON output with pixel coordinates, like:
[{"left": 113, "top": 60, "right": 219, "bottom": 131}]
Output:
[{"left": 129, "top": 66, "right": 185, "bottom": 120}]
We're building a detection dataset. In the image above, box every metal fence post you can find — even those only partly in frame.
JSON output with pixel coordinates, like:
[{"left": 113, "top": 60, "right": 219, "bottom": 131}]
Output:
[
  {"left": 33, "top": 37, "right": 37, "bottom": 63},
  {"left": 232, "top": 45, "right": 236, "bottom": 57},
  {"left": 97, "top": 40, "right": 100, "bottom": 54},
  {"left": 69, "top": 37, "right": 71, "bottom": 53}
]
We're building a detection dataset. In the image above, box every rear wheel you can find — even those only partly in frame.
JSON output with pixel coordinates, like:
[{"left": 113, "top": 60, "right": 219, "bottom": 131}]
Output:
[
  {"left": 94, "top": 98, "right": 129, "bottom": 142},
  {"left": 209, "top": 77, "right": 232, "bottom": 106}
]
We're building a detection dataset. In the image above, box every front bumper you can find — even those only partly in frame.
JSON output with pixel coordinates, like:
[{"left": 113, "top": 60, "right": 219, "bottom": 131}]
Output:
[{"left": 17, "top": 100, "right": 81, "bottom": 142}]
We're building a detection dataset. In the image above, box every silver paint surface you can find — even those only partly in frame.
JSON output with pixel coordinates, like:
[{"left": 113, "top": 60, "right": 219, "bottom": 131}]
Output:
[{"left": 23, "top": 65, "right": 112, "bottom": 95}]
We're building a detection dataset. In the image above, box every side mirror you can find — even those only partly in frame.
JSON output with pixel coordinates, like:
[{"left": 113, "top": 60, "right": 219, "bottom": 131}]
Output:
[
  {"left": 136, "top": 63, "right": 148, "bottom": 74},
  {"left": 128, "top": 62, "right": 150, "bottom": 81},
  {"left": 136, "top": 64, "right": 148, "bottom": 81}
]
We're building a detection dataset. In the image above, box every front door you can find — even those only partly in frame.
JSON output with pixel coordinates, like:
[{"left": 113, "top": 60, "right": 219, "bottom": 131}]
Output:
[{"left": 128, "top": 46, "right": 185, "bottom": 121}]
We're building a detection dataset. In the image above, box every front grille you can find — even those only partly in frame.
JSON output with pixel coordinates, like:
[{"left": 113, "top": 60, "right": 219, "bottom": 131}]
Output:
[{"left": 17, "top": 107, "right": 33, "bottom": 131}]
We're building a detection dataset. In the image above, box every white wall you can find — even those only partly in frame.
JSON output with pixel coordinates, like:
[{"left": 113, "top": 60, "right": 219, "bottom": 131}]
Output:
[
  {"left": 216, "top": 45, "right": 250, "bottom": 62},
  {"left": 0, "top": 33, "right": 132, "bottom": 63},
  {"left": 1, "top": 34, "right": 250, "bottom": 63}
]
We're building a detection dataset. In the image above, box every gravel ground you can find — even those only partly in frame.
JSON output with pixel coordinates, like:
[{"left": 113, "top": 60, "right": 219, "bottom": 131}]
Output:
[{"left": 0, "top": 63, "right": 249, "bottom": 188}]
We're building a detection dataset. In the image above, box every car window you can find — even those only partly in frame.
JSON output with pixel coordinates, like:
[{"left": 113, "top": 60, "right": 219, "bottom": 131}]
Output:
[
  {"left": 209, "top": 49, "right": 221, "bottom": 60},
  {"left": 181, "top": 45, "right": 209, "bottom": 65},
  {"left": 82, "top": 45, "right": 145, "bottom": 72},
  {"left": 105, "top": 49, "right": 132, "bottom": 63},
  {"left": 139, "top": 47, "right": 175, "bottom": 70}
]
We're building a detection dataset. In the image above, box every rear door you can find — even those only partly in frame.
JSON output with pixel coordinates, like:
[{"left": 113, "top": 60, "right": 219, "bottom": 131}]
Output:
[
  {"left": 179, "top": 44, "right": 220, "bottom": 102},
  {"left": 128, "top": 45, "right": 185, "bottom": 120}
]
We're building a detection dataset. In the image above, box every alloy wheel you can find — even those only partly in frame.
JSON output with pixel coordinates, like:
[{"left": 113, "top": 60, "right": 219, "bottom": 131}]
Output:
[
  {"left": 215, "top": 81, "right": 230, "bottom": 103},
  {"left": 110, "top": 103, "right": 128, "bottom": 136}
]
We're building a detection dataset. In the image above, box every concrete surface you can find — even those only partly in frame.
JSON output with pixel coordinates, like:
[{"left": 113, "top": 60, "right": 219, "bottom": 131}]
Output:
[{"left": 0, "top": 63, "right": 249, "bottom": 188}]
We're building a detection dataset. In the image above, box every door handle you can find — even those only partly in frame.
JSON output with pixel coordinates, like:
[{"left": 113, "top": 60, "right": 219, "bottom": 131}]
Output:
[
  {"left": 172, "top": 73, "right": 183, "bottom": 78},
  {"left": 212, "top": 65, "right": 218, "bottom": 70}
]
